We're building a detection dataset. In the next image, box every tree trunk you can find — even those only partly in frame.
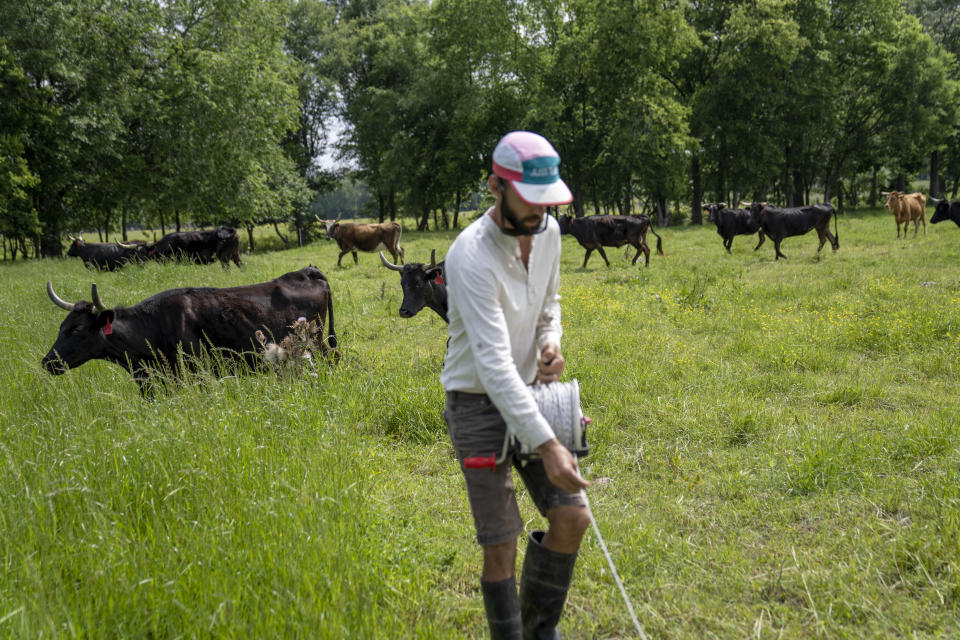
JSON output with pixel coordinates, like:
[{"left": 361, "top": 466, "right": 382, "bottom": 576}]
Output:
[
  {"left": 930, "top": 150, "right": 940, "bottom": 198},
  {"left": 246, "top": 222, "right": 255, "bottom": 252},
  {"left": 782, "top": 151, "right": 794, "bottom": 207},
  {"left": 432, "top": 208, "right": 438, "bottom": 230},
  {"left": 573, "top": 182, "right": 584, "bottom": 217},
  {"left": 417, "top": 206, "right": 430, "bottom": 231},
  {"left": 9, "top": 238, "right": 17, "bottom": 261},
  {"left": 869, "top": 166, "right": 879, "bottom": 207},
  {"left": 793, "top": 169, "right": 805, "bottom": 206},
  {"left": 453, "top": 190, "right": 461, "bottom": 229},
  {"left": 175, "top": 210, "right": 181, "bottom": 232},
  {"left": 274, "top": 221, "right": 290, "bottom": 246},
  {"left": 389, "top": 191, "right": 397, "bottom": 222},
  {"left": 160, "top": 211, "right": 166, "bottom": 236},
  {"left": 717, "top": 135, "right": 727, "bottom": 203},
  {"left": 377, "top": 191, "right": 386, "bottom": 223},
  {"left": 440, "top": 205, "right": 449, "bottom": 229},
  {"left": 690, "top": 155, "right": 703, "bottom": 225},
  {"left": 896, "top": 174, "right": 906, "bottom": 192},
  {"left": 121, "top": 201, "right": 128, "bottom": 241},
  {"left": 296, "top": 212, "right": 305, "bottom": 248},
  {"left": 655, "top": 196, "right": 669, "bottom": 227}
]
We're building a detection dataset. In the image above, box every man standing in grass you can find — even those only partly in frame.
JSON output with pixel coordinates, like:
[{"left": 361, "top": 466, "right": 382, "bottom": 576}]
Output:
[{"left": 441, "top": 131, "right": 590, "bottom": 639}]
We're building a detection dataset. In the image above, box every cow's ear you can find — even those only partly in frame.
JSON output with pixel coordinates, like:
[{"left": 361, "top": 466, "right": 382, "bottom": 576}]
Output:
[{"left": 96, "top": 310, "right": 115, "bottom": 333}]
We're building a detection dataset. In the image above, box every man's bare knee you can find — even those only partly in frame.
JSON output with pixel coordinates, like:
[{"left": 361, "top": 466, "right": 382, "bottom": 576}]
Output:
[
  {"left": 482, "top": 540, "right": 518, "bottom": 581},
  {"left": 543, "top": 505, "right": 590, "bottom": 553}
]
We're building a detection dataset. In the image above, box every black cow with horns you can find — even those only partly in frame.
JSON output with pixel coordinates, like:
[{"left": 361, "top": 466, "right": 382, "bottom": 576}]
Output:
[
  {"left": 930, "top": 197, "right": 960, "bottom": 227},
  {"left": 745, "top": 202, "right": 839, "bottom": 260},
  {"left": 379, "top": 249, "right": 448, "bottom": 323},
  {"left": 148, "top": 226, "right": 242, "bottom": 267},
  {"left": 66, "top": 236, "right": 151, "bottom": 271},
  {"left": 558, "top": 214, "right": 664, "bottom": 267},
  {"left": 42, "top": 267, "right": 337, "bottom": 390},
  {"left": 702, "top": 202, "right": 765, "bottom": 253}
]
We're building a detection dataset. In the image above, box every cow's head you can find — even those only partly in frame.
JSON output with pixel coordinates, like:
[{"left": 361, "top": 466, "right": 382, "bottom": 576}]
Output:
[
  {"left": 380, "top": 251, "right": 444, "bottom": 318},
  {"left": 930, "top": 197, "right": 952, "bottom": 225},
  {"left": 323, "top": 220, "right": 339, "bottom": 239},
  {"left": 742, "top": 202, "right": 768, "bottom": 218},
  {"left": 702, "top": 202, "right": 726, "bottom": 223},
  {"left": 117, "top": 240, "right": 151, "bottom": 260},
  {"left": 557, "top": 215, "right": 573, "bottom": 234},
  {"left": 41, "top": 282, "right": 116, "bottom": 374},
  {"left": 66, "top": 235, "right": 85, "bottom": 256},
  {"left": 880, "top": 191, "right": 900, "bottom": 210}
]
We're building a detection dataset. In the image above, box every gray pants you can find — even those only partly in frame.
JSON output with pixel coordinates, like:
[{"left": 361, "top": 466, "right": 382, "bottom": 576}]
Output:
[{"left": 444, "top": 390, "right": 585, "bottom": 546}]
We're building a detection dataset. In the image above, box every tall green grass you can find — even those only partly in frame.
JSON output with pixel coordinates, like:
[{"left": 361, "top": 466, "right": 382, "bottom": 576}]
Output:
[{"left": 1, "top": 209, "right": 958, "bottom": 638}]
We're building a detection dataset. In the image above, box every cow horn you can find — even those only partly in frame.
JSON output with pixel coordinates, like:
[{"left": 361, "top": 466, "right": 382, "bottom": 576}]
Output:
[
  {"left": 379, "top": 251, "right": 402, "bottom": 271},
  {"left": 929, "top": 196, "right": 942, "bottom": 204},
  {"left": 117, "top": 241, "right": 139, "bottom": 249},
  {"left": 46, "top": 282, "right": 76, "bottom": 311},
  {"left": 429, "top": 249, "right": 437, "bottom": 269},
  {"left": 91, "top": 284, "right": 108, "bottom": 312}
]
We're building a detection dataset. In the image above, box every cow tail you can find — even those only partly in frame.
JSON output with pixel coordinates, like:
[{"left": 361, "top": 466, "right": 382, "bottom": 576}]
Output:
[
  {"left": 651, "top": 227, "right": 665, "bottom": 256},
  {"left": 834, "top": 206, "right": 839, "bottom": 243},
  {"left": 326, "top": 293, "right": 338, "bottom": 349}
]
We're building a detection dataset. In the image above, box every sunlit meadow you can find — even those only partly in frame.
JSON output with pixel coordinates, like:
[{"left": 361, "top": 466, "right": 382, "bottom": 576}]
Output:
[{"left": 1, "top": 206, "right": 958, "bottom": 638}]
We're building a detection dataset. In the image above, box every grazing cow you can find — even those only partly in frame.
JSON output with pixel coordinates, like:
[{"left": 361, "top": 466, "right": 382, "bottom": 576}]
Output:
[
  {"left": 557, "top": 214, "right": 664, "bottom": 267},
  {"left": 66, "top": 236, "right": 150, "bottom": 271},
  {"left": 379, "top": 249, "right": 448, "bottom": 323},
  {"left": 41, "top": 267, "right": 337, "bottom": 390},
  {"left": 882, "top": 191, "right": 927, "bottom": 238},
  {"left": 929, "top": 197, "right": 960, "bottom": 227},
  {"left": 148, "top": 226, "right": 242, "bottom": 267},
  {"left": 702, "top": 202, "right": 765, "bottom": 253},
  {"left": 747, "top": 202, "right": 838, "bottom": 260},
  {"left": 321, "top": 218, "right": 404, "bottom": 266}
]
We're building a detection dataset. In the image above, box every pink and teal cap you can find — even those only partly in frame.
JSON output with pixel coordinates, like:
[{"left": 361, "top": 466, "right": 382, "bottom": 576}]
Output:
[{"left": 492, "top": 131, "right": 573, "bottom": 206}]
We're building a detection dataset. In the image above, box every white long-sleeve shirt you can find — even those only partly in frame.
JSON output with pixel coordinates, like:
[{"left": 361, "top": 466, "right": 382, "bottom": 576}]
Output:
[{"left": 440, "top": 208, "right": 563, "bottom": 449}]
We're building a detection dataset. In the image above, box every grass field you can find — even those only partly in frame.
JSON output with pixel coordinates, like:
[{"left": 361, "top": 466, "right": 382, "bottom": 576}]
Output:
[{"left": 1, "top": 207, "right": 959, "bottom": 638}]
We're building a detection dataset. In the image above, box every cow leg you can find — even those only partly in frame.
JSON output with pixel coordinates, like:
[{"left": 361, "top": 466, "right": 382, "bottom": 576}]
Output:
[
  {"left": 337, "top": 250, "right": 348, "bottom": 266},
  {"left": 352, "top": 250, "right": 359, "bottom": 264},
  {"left": 724, "top": 237, "right": 733, "bottom": 253},
  {"left": 596, "top": 247, "right": 610, "bottom": 267},
  {"left": 817, "top": 230, "right": 827, "bottom": 252},
  {"left": 641, "top": 242, "right": 651, "bottom": 267},
  {"left": 754, "top": 232, "right": 765, "bottom": 251},
  {"left": 582, "top": 249, "right": 592, "bottom": 268},
  {"left": 828, "top": 230, "right": 839, "bottom": 250},
  {"left": 774, "top": 239, "right": 786, "bottom": 260}
]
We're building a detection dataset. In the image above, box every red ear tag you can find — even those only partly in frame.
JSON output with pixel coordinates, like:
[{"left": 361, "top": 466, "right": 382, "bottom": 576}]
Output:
[
  {"left": 434, "top": 273, "right": 444, "bottom": 285},
  {"left": 103, "top": 318, "right": 113, "bottom": 335}
]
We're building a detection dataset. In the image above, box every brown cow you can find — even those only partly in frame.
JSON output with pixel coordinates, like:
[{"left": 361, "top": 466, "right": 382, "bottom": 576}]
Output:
[
  {"left": 321, "top": 218, "right": 405, "bottom": 266},
  {"left": 882, "top": 191, "right": 927, "bottom": 238}
]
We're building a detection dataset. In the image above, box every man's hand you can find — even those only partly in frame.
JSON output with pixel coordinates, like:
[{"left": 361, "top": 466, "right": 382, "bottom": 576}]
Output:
[
  {"left": 536, "top": 438, "right": 589, "bottom": 494},
  {"left": 535, "top": 342, "right": 564, "bottom": 384}
]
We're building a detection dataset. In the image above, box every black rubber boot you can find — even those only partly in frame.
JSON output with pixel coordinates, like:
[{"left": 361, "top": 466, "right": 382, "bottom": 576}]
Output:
[
  {"left": 481, "top": 575, "right": 522, "bottom": 640},
  {"left": 519, "top": 530, "right": 578, "bottom": 640}
]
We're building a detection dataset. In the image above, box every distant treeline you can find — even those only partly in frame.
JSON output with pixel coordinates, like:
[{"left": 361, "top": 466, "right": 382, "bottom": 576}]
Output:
[{"left": 1, "top": 0, "right": 957, "bottom": 258}]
